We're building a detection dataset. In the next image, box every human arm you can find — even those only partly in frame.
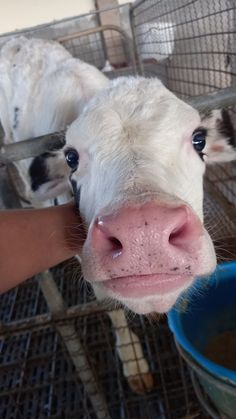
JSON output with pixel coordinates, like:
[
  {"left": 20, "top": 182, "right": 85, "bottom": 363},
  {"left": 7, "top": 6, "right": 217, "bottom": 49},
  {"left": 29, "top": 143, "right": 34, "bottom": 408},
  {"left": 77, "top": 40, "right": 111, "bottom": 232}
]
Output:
[{"left": 0, "top": 202, "right": 83, "bottom": 293}]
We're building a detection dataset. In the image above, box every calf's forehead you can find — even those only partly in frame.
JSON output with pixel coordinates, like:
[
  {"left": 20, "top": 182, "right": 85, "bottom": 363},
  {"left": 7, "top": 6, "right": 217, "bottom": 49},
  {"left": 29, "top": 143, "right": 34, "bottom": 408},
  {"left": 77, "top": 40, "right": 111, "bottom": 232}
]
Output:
[{"left": 67, "top": 77, "right": 201, "bottom": 155}]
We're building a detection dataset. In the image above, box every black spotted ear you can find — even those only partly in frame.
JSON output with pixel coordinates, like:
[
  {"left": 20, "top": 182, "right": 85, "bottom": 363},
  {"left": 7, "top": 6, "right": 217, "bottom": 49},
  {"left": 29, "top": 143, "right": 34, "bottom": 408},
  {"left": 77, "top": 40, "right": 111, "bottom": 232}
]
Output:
[
  {"left": 28, "top": 151, "right": 70, "bottom": 200},
  {"left": 201, "top": 109, "right": 236, "bottom": 164}
]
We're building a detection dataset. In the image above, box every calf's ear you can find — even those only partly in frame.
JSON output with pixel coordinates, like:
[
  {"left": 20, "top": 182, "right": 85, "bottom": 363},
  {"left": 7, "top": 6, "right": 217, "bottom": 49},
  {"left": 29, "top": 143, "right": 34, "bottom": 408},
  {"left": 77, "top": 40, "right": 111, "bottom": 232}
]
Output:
[
  {"left": 29, "top": 151, "right": 70, "bottom": 201},
  {"left": 201, "top": 109, "right": 236, "bottom": 164}
]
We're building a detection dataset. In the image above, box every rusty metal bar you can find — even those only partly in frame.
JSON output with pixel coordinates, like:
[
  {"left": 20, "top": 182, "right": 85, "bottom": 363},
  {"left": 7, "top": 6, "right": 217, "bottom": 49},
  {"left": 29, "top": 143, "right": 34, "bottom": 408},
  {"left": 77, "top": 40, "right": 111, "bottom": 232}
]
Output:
[{"left": 0, "top": 300, "right": 111, "bottom": 336}]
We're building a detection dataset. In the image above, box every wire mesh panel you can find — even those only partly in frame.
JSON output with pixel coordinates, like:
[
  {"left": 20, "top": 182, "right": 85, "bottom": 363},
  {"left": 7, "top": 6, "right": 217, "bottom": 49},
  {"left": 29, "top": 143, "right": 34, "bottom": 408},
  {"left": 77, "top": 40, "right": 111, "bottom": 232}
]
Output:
[
  {"left": 132, "top": 0, "right": 235, "bottom": 95},
  {"left": 0, "top": 262, "right": 212, "bottom": 419},
  {"left": 131, "top": 0, "right": 236, "bottom": 220}
]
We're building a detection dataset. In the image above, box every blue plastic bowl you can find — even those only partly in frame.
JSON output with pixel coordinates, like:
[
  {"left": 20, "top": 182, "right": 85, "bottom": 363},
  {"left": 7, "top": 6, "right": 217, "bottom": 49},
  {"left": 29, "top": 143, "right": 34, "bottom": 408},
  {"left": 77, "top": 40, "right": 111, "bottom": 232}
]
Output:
[{"left": 168, "top": 261, "right": 236, "bottom": 417}]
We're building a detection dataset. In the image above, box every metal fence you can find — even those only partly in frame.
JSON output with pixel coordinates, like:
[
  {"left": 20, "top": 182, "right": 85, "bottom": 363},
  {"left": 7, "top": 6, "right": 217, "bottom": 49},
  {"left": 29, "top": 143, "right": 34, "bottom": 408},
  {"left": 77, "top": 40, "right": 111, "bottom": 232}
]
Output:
[
  {"left": 0, "top": 1, "right": 236, "bottom": 418},
  {"left": 0, "top": 262, "right": 204, "bottom": 419}
]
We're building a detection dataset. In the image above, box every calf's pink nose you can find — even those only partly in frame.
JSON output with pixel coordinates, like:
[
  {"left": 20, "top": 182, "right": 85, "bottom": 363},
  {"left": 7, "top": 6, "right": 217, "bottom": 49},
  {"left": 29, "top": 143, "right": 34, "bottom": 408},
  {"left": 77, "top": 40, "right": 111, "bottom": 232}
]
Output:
[{"left": 89, "top": 202, "right": 200, "bottom": 276}]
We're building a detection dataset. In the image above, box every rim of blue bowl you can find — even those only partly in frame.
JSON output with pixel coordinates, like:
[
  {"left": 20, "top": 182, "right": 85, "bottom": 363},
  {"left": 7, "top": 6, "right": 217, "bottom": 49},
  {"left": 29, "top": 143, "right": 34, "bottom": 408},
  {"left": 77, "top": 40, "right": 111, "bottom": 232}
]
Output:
[{"left": 168, "top": 261, "right": 236, "bottom": 385}]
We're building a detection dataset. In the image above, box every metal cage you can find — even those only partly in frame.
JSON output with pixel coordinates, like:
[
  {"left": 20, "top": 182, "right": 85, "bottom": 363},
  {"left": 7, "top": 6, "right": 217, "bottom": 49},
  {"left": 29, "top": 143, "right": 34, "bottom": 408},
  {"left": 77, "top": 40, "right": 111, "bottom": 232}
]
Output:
[{"left": 0, "top": 1, "right": 236, "bottom": 418}]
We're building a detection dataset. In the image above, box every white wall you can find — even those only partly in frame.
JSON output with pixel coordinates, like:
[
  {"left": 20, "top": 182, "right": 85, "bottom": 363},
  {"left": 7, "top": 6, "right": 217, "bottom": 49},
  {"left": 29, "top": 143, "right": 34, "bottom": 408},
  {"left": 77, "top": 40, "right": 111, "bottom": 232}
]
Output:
[{"left": 0, "top": 0, "right": 132, "bottom": 35}]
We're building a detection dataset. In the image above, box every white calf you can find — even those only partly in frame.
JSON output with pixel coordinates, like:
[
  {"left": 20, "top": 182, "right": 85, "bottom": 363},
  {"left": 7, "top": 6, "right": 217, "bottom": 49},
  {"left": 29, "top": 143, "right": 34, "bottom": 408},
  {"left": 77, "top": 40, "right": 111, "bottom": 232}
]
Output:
[{"left": 0, "top": 37, "right": 235, "bottom": 393}]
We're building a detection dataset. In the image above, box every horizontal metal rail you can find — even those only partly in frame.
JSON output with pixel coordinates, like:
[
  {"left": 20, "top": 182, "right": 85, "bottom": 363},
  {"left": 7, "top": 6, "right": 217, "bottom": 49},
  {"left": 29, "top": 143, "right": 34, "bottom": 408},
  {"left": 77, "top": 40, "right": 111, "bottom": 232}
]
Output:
[
  {"left": 0, "top": 86, "right": 236, "bottom": 166},
  {"left": 0, "top": 131, "right": 65, "bottom": 166},
  {"left": 57, "top": 24, "right": 136, "bottom": 72},
  {"left": 57, "top": 24, "right": 131, "bottom": 44},
  {"left": 188, "top": 85, "right": 236, "bottom": 112},
  {"left": 0, "top": 300, "right": 112, "bottom": 336}
]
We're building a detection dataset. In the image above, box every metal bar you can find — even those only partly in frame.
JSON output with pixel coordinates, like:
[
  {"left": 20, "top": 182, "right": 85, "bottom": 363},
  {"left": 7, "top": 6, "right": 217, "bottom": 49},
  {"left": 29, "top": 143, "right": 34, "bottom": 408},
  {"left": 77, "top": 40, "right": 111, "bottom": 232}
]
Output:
[
  {"left": 129, "top": 6, "right": 143, "bottom": 75},
  {"left": 188, "top": 85, "right": 236, "bottom": 111},
  {"left": 39, "top": 271, "right": 110, "bottom": 419},
  {"left": 0, "top": 131, "right": 65, "bottom": 166},
  {"left": 131, "top": 0, "right": 146, "bottom": 10},
  {"left": 57, "top": 24, "right": 130, "bottom": 45},
  {"left": 0, "top": 300, "right": 112, "bottom": 335},
  {"left": 57, "top": 24, "right": 137, "bottom": 71},
  {"left": 94, "top": 2, "right": 109, "bottom": 62}
]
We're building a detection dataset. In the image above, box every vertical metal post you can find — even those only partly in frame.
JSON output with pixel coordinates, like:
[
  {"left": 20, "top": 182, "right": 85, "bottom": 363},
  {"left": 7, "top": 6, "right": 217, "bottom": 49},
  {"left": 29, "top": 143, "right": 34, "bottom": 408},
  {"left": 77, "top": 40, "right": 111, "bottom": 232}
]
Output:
[
  {"left": 0, "top": 121, "right": 4, "bottom": 147},
  {"left": 129, "top": 5, "right": 144, "bottom": 75},
  {"left": 95, "top": 0, "right": 109, "bottom": 63}
]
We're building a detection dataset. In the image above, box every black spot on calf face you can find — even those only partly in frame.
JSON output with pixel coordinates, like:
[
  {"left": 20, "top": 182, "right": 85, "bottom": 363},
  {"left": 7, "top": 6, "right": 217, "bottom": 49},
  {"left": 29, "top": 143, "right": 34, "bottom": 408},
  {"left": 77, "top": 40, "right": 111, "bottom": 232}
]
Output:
[
  {"left": 13, "top": 106, "right": 19, "bottom": 130},
  {"left": 217, "top": 109, "right": 235, "bottom": 147},
  {"left": 29, "top": 152, "right": 55, "bottom": 192}
]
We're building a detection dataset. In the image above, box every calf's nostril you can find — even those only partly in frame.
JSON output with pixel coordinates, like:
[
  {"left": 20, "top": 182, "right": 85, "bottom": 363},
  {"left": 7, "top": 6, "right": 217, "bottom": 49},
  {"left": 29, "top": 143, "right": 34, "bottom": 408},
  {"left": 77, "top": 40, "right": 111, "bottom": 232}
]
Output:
[
  {"left": 108, "top": 236, "right": 123, "bottom": 259},
  {"left": 169, "top": 223, "right": 188, "bottom": 246}
]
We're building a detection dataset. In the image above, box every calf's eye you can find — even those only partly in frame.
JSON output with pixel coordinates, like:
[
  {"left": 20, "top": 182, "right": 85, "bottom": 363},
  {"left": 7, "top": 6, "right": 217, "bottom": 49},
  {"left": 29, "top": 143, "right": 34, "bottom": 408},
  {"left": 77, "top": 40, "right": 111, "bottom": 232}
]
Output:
[
  {"left": 192, "top": 129, "right": 207, "bottom": 153},
  {"left": 65, "top": 148, "right": 79, "bottom": 170}
]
